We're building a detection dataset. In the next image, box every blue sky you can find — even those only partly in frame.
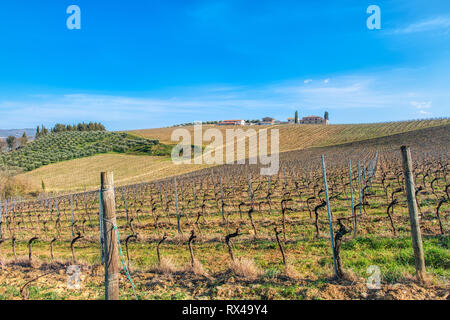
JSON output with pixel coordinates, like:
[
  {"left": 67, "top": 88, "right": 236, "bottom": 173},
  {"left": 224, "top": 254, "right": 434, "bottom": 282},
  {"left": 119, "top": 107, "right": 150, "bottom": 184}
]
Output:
[{"left": 0, "top": 0, "right": 449, "bottom": 130}]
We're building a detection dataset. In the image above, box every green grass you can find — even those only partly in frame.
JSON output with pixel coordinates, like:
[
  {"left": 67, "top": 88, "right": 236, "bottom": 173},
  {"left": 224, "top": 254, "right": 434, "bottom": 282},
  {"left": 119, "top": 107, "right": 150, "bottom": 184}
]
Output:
[
  {"left": 341, "top": 235, "right": 449, "bottom": 283},
  {"left": 1, "top": 234, "right": 447, "bottom": 300}
]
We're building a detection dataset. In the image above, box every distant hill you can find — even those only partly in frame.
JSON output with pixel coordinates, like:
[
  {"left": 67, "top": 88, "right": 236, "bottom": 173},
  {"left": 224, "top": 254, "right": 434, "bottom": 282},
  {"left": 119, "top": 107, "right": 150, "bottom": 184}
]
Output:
[
  {"left": 0, "top": 131, "right": 171, "bottom": 171},
  {"left": 0, "top": 128, "right": 35, "bottom": 140}
]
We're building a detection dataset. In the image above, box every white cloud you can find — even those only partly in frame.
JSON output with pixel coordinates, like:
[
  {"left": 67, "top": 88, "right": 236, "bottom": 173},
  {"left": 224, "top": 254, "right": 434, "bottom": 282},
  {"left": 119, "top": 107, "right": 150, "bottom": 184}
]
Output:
[
  {"left": 392, "top": 16, "right": 450, "bottom": 34},
  {"left": 410, "top": 101, "right": 432, "bottom": 109},
  {"left": 323, "top": 79, "right": 330, "bottom": 84},
  {"left": 301, "top": 82, "right": 364, "bottom": 95},
  {"left": 271, "top": 74, "right": 442, "bottom": 113},
  {"left": 303, "top": 79, "right": 312, "bottom": 84}
]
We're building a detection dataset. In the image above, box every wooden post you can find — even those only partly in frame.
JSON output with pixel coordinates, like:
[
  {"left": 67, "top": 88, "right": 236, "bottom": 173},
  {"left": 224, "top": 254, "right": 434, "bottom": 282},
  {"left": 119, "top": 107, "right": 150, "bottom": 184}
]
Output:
[
  {"left": 101, "top": 172, "right": 119, "bottom": 300},
  {"left": 98, "top": 189, "right": 104, "bottom": 265},
  {"left": 400, "top": 146, "right": 426, "bottom": 282}
]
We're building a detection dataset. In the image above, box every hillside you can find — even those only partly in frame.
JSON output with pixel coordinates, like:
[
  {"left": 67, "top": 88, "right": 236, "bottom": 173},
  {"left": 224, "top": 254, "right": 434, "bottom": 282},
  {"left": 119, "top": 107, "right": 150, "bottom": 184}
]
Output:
[
  {"left": 18, "top": 154, "right": 210, "bottom": 192},
  {"left": 143, "top": 123, "right": 450, "bottom": 182},
  {"left": 17, "top": 119, "right": 450, "bottom": 192},
  {"left": 0, "top": 131, "right": 171, "bottom": 172},
  {"left": 131, "top": 118, "right": 450, "bottom": 152}
]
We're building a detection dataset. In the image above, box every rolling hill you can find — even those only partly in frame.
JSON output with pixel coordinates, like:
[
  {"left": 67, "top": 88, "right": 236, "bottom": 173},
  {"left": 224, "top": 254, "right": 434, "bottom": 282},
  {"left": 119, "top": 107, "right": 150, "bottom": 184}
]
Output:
[
  {"left": 19, "top": 153, "right": 210, "bottom": 192},
  {"left": 0, "top": 131, "right": 171, "bottom": 172},
  {"left": 15, "top": 118, "right": 449, "bottom": 192},
  {"left": 132, "top": 118, "right": 450, "bottom": 152}
]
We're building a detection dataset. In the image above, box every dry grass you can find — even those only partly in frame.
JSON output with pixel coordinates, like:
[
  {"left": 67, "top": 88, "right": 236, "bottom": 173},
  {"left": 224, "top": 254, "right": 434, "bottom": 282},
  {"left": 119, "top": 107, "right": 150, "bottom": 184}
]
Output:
[
  {"left": 0, "top": 255, "right": 91, "bottom": 272},
  {"left": 284, "top": 264, "right": 301, "bottom": 280},
  {"left": 0, "top": 171, "right": 39, "bottom": 198},
  {"left": 19, "top": 154, "right": 212, "bottom": 192},
  {"left": 341, "top": 269, "right": 364, "bottom": 284},
  {"left": 172, "top": 233, "right": 190, "bottom": 244},
  {"left": 39, "top": 260, "right": 78, "bottom": 271},
  {"left": 153, "top": 257, "right": 178, "bottom": 274},
  {"left": 184, "top": 259, "right": 208, "bottom": 276},
  {"left": 2, "top": 257, "right": 36, "bottom": 269},
  {"left": 229, "top": 257, "right": 262, "bottom": 280}
]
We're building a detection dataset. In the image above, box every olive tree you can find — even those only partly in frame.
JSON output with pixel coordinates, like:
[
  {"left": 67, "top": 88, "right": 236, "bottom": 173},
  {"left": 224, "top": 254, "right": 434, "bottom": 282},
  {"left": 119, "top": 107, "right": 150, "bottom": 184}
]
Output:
[{"left": 6, "top": 136, "right": 17, "bottom": 150}]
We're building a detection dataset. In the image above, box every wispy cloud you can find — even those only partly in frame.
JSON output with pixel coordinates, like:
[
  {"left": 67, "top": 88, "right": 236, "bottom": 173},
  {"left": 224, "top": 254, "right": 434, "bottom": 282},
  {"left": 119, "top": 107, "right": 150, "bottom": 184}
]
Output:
[
  {"left": 303, "top": 79, "right": 312, "bottom": 84},
  {"left": 411, "top": 101, "right": 432, "bottom": 116},
  {"left": 0, "top": 91, "right": 288, "bottom": 130},
  {"left": 391, "top": 16, "right": 450, "bottom": 34},
  {"left": 1, "top": 68, "right": 447, "bottom": 130},
  {"left": 410, "top": 101, "right": 432, "bottom": 109}
]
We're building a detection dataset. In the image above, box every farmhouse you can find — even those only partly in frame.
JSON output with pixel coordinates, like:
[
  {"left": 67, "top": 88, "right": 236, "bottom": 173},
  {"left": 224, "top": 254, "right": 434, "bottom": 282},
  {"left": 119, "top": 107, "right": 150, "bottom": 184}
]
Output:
[
  {"left": 218, "top": 120, "right": 246, "bottom": 126},
  {"left": 300, "top": 116, "right": 328, "bottom": 125},
  {"left": 260, "top": 117, "right": 276, "bottom": 125},
  {"left": 287, "top": 117, "right": 296, "bottom": 124},
  {"left": 262, "top": 117, "right": 275, "bottom": 123}
]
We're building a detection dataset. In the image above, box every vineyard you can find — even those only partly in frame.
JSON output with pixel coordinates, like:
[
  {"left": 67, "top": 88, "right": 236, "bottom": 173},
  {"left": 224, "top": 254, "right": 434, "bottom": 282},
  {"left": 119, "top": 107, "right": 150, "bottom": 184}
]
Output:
[
  {"left": 0, "top": 131, "right": 171, "bottom": 172},
  {"left": 17, "top": 119, "right": 450, "bottom": 193},
  {"left": 132, "top": 118, "right": 450, "bottom": 151},
  {"left": 0, "top": 125, "right": 448, "bottom": 300}
]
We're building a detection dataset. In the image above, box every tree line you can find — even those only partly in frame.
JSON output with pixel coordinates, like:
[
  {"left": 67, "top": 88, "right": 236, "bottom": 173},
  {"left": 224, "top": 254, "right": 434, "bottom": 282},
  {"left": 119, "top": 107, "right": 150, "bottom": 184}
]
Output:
[
  {"left": 36, "top": 122, "right": 106, "bottom": 138},
  {"left": 0, "top": 122, "right": 107, "bottom": 153}
]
